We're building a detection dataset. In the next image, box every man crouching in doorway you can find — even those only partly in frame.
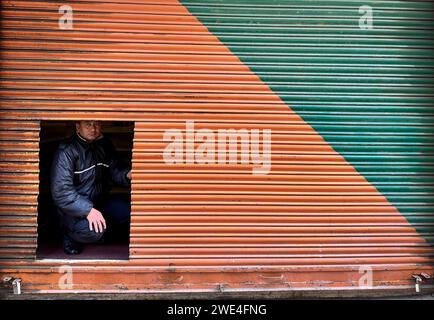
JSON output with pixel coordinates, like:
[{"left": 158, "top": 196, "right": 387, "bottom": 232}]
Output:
[{"left": 51, "top": 120, "right": 132, "bottom": 255}]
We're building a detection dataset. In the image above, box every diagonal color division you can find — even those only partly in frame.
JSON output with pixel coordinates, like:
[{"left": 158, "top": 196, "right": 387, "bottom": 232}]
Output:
[{"left": 180, "top": 0, "right": 434, "bottom": 246}]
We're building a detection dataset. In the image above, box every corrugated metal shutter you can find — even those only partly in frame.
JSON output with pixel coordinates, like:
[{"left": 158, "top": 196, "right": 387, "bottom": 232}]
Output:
[
  {"left": 0, "top": 0, "right": 433, "bottom": 291},
  {"left": 179, "top": 0, "right": 434, "bottom": 248},
  {"left": 0, "top": 120, "right": 39, "bottom": 260},
  {"left": 162, "top": 0, "right": 433, "bottom": 265}
]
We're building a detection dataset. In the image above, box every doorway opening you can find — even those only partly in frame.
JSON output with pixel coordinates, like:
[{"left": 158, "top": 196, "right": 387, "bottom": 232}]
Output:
[{"left": 37, "top": 120, "right": 134, "bottom": 260}]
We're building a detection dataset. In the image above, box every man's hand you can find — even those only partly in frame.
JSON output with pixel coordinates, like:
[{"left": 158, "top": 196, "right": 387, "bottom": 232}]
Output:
[
  {"left": 127, "top": 170, "right": 132, "bottom": 180},
  {"left": 87, "top": 208, "right": 106, "bottom": 233}
]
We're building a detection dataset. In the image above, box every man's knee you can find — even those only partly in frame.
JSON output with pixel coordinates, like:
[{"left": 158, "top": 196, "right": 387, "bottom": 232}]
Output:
[{"left": 68, "top": 220, "right": 105, "bottom": 244}]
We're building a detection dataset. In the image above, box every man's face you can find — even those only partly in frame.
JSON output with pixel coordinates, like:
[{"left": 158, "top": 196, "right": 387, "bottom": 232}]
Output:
[{"left": 76, "top": 121, "right": 102, "bottom": 142}]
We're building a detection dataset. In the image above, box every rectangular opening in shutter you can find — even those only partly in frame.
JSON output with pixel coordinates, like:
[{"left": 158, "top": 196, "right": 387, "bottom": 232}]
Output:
[{"left": 37, "top": 120, "right": 134, "bottom": 261}]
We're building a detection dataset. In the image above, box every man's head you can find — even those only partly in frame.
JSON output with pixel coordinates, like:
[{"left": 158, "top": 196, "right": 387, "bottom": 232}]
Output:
[{"left": 75, "top": 121, "right": 102, "bottom": 142}]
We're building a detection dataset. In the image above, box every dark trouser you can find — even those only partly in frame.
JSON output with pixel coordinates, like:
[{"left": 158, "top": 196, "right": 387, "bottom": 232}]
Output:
[{"left": 65, "top": 197, "right": 130, "bottom": 244}]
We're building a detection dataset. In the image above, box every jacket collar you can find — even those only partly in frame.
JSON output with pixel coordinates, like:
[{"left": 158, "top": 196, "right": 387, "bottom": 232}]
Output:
[{"left": 75, "top": 132, "right": 104, "bottom": 148}]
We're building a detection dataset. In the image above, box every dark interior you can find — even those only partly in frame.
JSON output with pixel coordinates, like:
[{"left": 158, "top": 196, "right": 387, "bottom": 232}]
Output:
[{"left": 37, "top": 121, "right": 134, "bottom": 260}]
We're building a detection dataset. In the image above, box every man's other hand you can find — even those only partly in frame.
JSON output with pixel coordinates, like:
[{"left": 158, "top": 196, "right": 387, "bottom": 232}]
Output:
[
  {"left": 127, "top": 170, "right": 132, "bottom": 180},
  {"left": 87, "top": 208, "right": 106, "bottom": 233}
]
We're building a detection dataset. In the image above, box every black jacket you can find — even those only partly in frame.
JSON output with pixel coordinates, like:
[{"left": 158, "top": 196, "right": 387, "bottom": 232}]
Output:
[{"left": 51, "top": 133, "right": 130, "bottom": 227}]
